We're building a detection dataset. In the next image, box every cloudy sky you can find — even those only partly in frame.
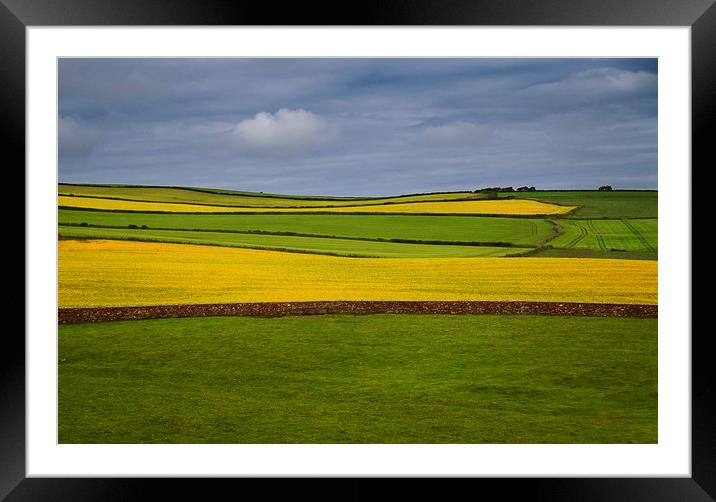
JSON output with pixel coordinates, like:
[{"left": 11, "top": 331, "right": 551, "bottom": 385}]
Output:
[{"left": 59, "top": 58, "right": 657, "bottom": 196}]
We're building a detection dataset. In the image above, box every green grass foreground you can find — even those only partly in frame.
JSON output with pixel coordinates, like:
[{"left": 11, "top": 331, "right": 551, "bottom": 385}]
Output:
[{"left": 58, "top": 314, "right": 657, "bottom": 444}]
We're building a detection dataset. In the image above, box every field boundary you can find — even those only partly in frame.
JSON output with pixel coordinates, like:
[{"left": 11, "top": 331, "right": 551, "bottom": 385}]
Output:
[{"left": 58, "top": 300, "right": 658, "bottom": 323}]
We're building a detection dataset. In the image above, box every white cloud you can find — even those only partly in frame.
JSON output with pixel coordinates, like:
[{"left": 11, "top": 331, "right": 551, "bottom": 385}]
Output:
[
  {"left": 419, "top": 122, "right": 492, "bottom": 146},
  {"left": 231, "top": 108, "right": 338, "bottom": 156},
  {"left": 524, "top": 67, "right": 657, "bottom": 96},
  {"left": 59, "top": 116, "right": 100, "bottom": 157}
]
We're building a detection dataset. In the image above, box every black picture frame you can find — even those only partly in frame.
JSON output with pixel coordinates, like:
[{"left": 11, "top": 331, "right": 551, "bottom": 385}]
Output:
[{"left": 8, "top": 0, "right": 710, "bottom": 500}]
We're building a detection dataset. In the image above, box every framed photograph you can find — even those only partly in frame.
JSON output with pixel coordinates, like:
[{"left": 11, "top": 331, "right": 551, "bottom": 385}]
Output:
[{"left": 10, "top": 0, "right": 710, "bottom": 499}]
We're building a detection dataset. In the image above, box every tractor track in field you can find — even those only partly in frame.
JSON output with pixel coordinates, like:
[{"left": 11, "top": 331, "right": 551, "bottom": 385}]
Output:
[
  {"left": 59, "top": 300, "right": 657, "bottom": 324},
  {"left": 623, "top": 219, "right": 656, "bottom": 252}
]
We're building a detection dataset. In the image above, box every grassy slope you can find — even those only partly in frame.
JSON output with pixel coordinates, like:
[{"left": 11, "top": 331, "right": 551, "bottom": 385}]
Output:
[
  {"left": 183, "top": 186, "right": 364, "bottom": 199},
  {"left": 59, "top": 184, "right": 476, "bottom": 207},
  {"left": 61, "top": 183, "right": 364, "bottom": 200},
  {"left": 62, "top": 182, "right": 472, "bottom": 201},
  {"left": 58, "top": 226, "right": 528, "bottom": 258},
  {"left": 58, "top": 209, "right": 556, "bottom": 247},
  {"left": 58, "top": 315, "right": 657, "bottom": 444},
  {"left": 506, "top": 191, "right": 657, "bottom": 219},
  {"left": 550, "top": 219, "right": 657, "bottom": 252}
]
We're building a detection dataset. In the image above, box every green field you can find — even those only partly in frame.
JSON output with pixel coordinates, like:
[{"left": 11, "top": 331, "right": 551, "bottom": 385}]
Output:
[
  {"left": 59, "top": 183, "right": 475, "bottom": 208},
  {"left": 58, "top": 189, "right": 659, "bottom": 258},
  {"left": 58, "top": 314, "right": 657, "bottom": 444},
  {"left": 59, "top": 225, "right": 529, "bottom": 258},
  {"left": 58, "top": 209, "right": 556, "bottom": 247},
  {"left": 551, "top": 219, "right": 657, "bottom": 252},
  {"left": 529, "top": 248, "right": 658, "bottom": 261},
  {"left": 505, "top": 191, "right": 657, "bottom": 219}
]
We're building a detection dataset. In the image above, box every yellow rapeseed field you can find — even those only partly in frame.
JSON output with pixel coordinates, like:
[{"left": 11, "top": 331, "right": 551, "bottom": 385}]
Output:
[
  {"left": 318, "top": 199, "right": 575, "bottom": 215},
  {"left": 58, "top": 196, "right": 250, "bottom": 213},
  {"left": 58, "top": 240, "right": 657, "bottom": 307},
  {"left": 58, "top": 195, "right": 574, "bottom": 215}
]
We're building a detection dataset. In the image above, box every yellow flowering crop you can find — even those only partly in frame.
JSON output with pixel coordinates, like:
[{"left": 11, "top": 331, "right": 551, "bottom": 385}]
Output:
[
  {"left": 59, "top": 196, "right": 253, "bottom": 213},
  {"left": 315, "top": 199, "right": 574, "bottom": 215},
  {"left": 58, "top": 240, "right": 657, "bottom": 307},
  {"left": 58, "top": 195, "right": 574, "bottom": 215}
]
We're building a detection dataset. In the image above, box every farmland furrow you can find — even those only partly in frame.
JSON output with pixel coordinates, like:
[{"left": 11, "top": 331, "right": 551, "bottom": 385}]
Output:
[
  {"left": 567, "top": 224, "right": 588, "bottom": 248},
  {"left": 623, "top": 220, "right": 656, "bottom": 252}
]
